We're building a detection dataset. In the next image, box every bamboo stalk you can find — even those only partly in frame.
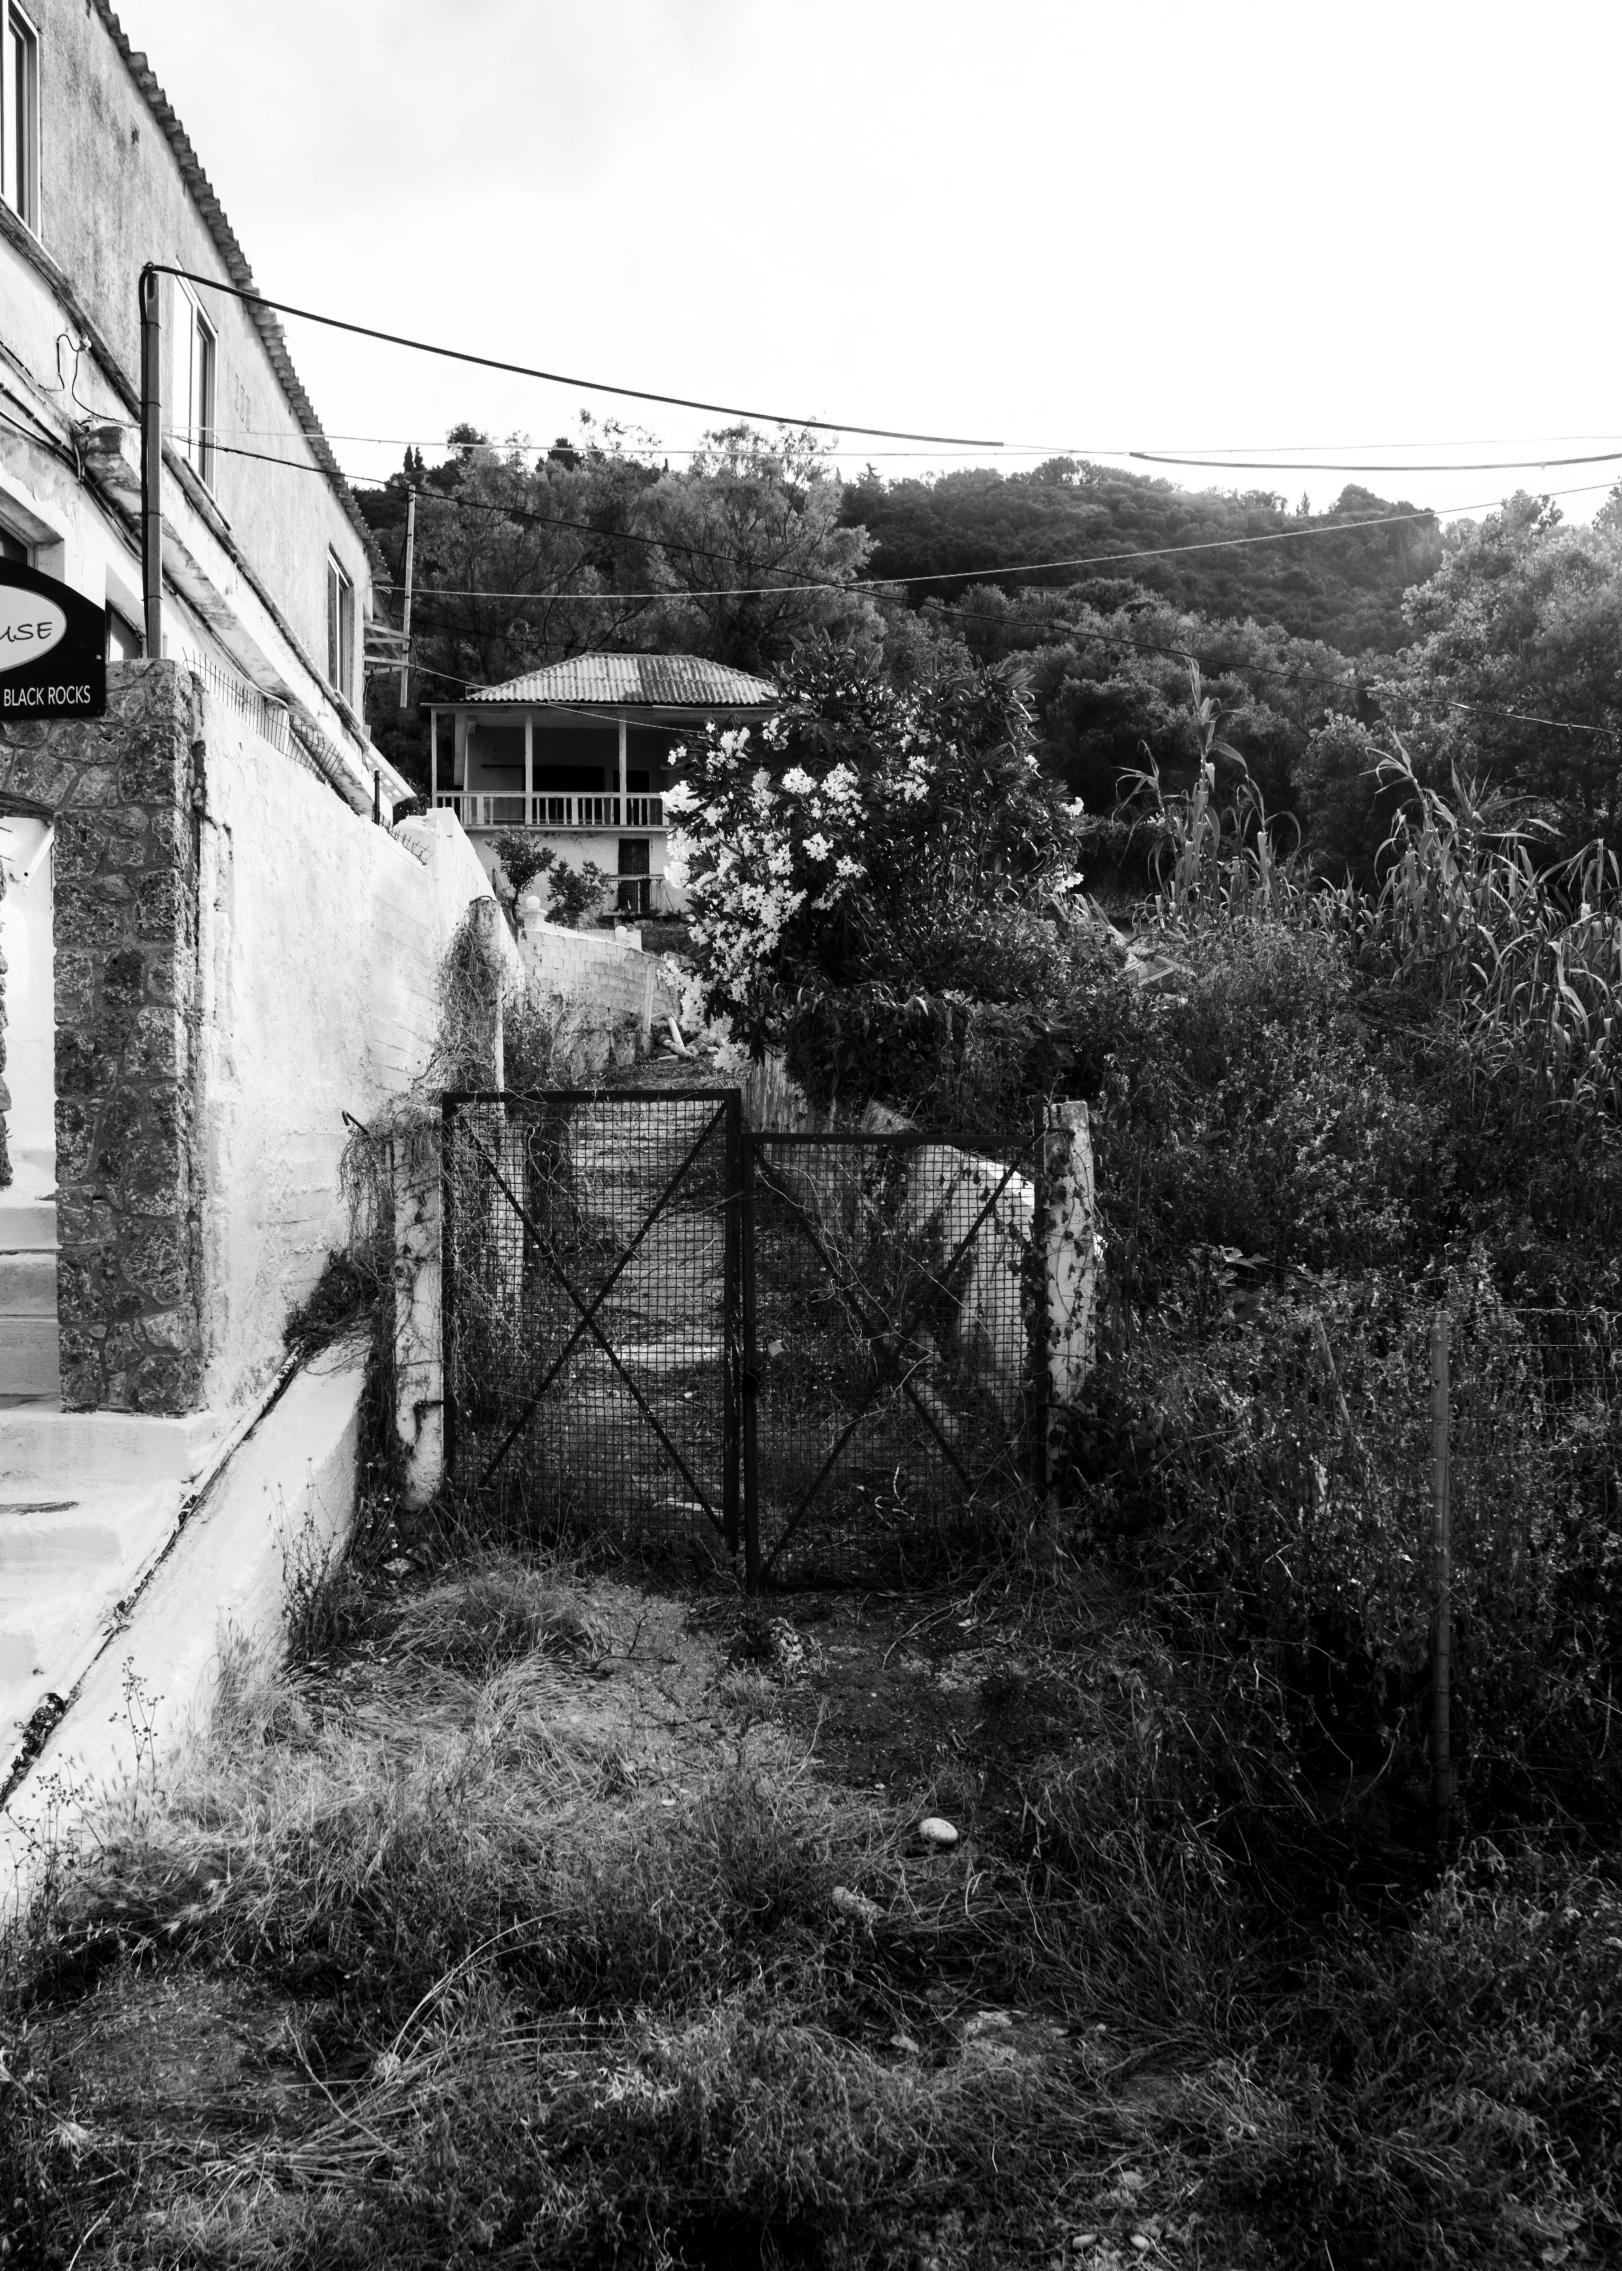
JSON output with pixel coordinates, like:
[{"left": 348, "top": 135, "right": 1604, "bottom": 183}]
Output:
[{"left": 1430, "top": 1309, "right": 1454, "bottom": 1862}]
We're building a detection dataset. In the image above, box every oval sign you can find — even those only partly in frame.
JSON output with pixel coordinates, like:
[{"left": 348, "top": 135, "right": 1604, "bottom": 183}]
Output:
[{"left": 0, "top": 587, "right": 66, "bottom": 671}]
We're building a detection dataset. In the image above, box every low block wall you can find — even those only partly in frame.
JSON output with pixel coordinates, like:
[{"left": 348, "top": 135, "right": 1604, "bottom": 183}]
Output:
[{"left": 519, "top": 920, "right": 682, "bottom": 1047}]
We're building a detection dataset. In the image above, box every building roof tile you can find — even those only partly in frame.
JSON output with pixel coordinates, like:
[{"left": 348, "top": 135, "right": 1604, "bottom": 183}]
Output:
[
  {"left": 96, "top": 4, "right": 378, "bottom": 565},
  {"left": 467, "top": 653, "right": 778, "bottom": 709}
]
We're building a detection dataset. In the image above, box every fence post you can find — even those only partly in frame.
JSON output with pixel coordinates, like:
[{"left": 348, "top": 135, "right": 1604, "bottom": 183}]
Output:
[
  {"left": 740, "top": 1128, "right": 761, "bottom": 1593},
  {"left": 1430, "top": 1307, "right": 1454, "bottom": 1861},
  {"left": 392, "top": 1128, "right": 447, "bottom": 1507},
  {"left": 722, "top": 1092, "right": 742, "bottom": 1561},
  {"left": 440, "top": 1096, "right": 459, "bottom": 1484},
  {"left": 1039, "top": 1100, "right": 1100, "bottom": 1566}
]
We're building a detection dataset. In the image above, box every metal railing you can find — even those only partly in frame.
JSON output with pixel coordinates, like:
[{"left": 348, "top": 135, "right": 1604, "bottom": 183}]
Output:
[{"left": 434, "top": 791, "right": 665, "bottom": 829}]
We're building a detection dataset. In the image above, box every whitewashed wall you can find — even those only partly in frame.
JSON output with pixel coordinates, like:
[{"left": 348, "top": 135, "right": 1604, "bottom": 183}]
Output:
[{"left": 194, "top": 695, "right": 501, "bottom": 1410}]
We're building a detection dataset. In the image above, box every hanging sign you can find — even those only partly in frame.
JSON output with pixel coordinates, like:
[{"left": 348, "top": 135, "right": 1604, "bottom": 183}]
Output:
[{"left": 0, "top": 560, "right": 106, "bottom": 720}]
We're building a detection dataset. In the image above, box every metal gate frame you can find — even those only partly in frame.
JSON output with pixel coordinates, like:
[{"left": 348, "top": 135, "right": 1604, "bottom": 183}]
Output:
[
  {"left": 738, "top": 1125, "right": 1042, "bottom": 1586},
  {"left": 440, "top": 1090, "right": 1044, "bottom": 1586},
  {"left": 442, "top": 1088, "right": 744, "bottom": 1550}
]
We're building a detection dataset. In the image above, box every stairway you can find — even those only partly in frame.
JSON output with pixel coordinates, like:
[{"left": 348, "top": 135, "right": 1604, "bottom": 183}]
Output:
[
  {"left": 0, "top": 1198, "right": 59, "bottom": 1407},
  {"left": 0, "top": 1409, "right": 221, "bottom": 1783}
]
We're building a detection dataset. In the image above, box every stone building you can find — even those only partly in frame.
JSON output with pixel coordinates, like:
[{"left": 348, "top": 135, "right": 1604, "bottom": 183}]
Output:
[{"left": 0, "top": 6, "right": 498, "bottom": 1803}]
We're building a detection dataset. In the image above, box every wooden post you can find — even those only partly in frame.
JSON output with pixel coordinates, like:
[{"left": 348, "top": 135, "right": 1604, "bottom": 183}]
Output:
[
  {"left": 397, "top": 486, "right": 417, "bottom": 708},
  {"left": 139, "top": 265, "right": 163, "bottom": 657},
  {"left": 430, "top": 708, "right": 438, "bottom": 807},
  {"left": 524, "top": 714, "right": 534, "bottom": 825},
  {"left": 1039, "top": 1100, "right": 1100, "bottom": 1566},
  {"left": 1430, "top": 1308, "right": 1454, "bottom": 1860}
]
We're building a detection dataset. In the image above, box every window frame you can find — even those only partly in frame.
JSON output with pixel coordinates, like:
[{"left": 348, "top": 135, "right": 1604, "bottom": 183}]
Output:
[
  {"left": 172, "top": 278, "right": 218, "bottom": 492},
  {"left": 1, "top": 5, "right": 39, "bottom": 234},
  {"left": 326, "top": 553, "right": 355, "bottom": 704}
]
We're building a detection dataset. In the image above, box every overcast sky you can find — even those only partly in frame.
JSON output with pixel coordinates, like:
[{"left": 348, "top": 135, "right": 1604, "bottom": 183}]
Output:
[{"left": 116, "top": 0, "right": 1622, "bottom": 531}]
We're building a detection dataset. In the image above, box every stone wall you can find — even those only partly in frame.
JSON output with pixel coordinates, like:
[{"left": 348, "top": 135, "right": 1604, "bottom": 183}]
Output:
[{"left": 0, "top": 662, "right": 203, "bottom": 1410}]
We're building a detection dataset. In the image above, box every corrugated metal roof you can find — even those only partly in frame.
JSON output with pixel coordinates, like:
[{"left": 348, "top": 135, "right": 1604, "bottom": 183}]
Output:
[{"left": 468, "top": 653, "right": 778, "bottom": 709}]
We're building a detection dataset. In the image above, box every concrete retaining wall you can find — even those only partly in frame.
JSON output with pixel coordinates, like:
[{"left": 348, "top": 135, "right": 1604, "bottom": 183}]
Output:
[
  {"left": 195, "top": 729, "right": 500, "bottom": 1412},
  {"left": 518, "top": 919, "right": 682, "bottom": 1049}
]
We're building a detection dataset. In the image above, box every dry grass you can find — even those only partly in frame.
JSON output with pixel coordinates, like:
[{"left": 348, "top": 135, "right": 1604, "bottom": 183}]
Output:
[{"left": 3, "top": 1549, "right": 1619, "bottom": 2270}]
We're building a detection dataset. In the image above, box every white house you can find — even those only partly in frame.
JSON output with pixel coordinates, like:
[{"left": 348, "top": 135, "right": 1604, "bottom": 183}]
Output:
[{"left": 429, "top": 651, "right": 777, "bottom": 916}]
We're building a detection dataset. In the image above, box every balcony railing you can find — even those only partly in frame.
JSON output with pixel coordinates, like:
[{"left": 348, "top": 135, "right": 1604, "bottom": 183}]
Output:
[{"left": 434, "top": 791, "right": 665, "bottom": 829}]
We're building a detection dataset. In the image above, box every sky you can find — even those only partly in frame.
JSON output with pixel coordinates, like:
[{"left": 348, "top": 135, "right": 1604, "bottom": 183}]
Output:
[{"left": 115, "top": 0, "right": 1622, "bottom": 533}]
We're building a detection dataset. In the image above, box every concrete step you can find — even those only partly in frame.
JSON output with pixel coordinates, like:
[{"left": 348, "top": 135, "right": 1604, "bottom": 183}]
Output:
[
  {"left": 0, "top": 1253, "right": 56, "bottom": 1314},
  {"left": 0, "top": 1483, "right": 185, "bottom": 1769},
  {"left": 0, "top": 1315, "right": 59, "bottom": 1398},
  {"left": 0, "top": 1409, "right": 222, "bottom": 1492},
  {"left": 0, "top": 1203, "right": 56, "bottom": 1253},
  {"left": 0, "top": 1482, "right": 177, "bottom": 1579}
]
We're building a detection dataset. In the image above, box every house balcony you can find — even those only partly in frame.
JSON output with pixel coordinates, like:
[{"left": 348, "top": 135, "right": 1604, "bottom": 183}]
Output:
[{"left": 433, "top": 791, "right": 665, "bottom": 830}]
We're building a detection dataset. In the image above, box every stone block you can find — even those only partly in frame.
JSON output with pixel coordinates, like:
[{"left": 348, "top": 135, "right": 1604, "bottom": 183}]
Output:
[
  {"left": 141, "top": 1306, "right": 200, "bottom": 1353},
  {"left": 55, "top": 1027, "right": 105, "bottom": 1099},
  {"left": 103, "top": 946, "right": 145, "bottom": 1006},
  {"left": 100, "top": 813, "right": 151, "bottom": 870},
  {"left": 56, "top": 1248, "right": 144, "bottom": 1323},
  {"left": 57, "top": 1195, "right": 117, "bottom": 1246},
  {"left": 55, "top": 951, "right": 98, "bottom": 1027},
  {"left": 88, "top": 1086, "right": 145, "bottom": 1185},
  {"left": 133, "top": 869, "right": 184, "bottom": 942},
  {"left": 0, "top": 748, "right": 75, "bottom": 806},
  {"left": 116, "top": 1110, "right": 186, "bottom": 1212},
  {"left": 50, "top": 810, "right": 105, "bottom": 881},
  {"left": 67, "top": 762, "right": 122, "bottom": 807},
  {"left": 143, "top": 952, "right": 178, "bottom": 1007},
  {"left": 54, "top": 1097, "right": 95, "bottom": 1181},
  {"left": 121, "top": 1220, "right": 193, "bottom": 1307},
  {"left": 126, "top": 1348, "right": 201, "bottom": 1413}
]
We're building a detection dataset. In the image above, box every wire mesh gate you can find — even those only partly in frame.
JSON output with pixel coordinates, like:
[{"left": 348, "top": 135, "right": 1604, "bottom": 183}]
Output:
[
  {"left": 442, "top": 1091, "right": 1041, "bottom": 1583},
  {"left": 443, "top": 1090, "right": 742, "bottom": 1553}
]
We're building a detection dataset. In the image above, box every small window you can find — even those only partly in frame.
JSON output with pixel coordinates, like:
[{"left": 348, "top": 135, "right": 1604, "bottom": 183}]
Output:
[
  {"left": 0, "top": 524, "right": 29, "bottom": 565},
  {"left": 106, "top": 605, "right": 141, "bottom": 663},
  {"left": 1, "top": 8, "right": 38, "bottom": 232},
  {"left": 326, "top": 555, "right": 354, "bottom": 701},
  {"left": 172, "top": 280, "right": 217, "bottom": 490}
]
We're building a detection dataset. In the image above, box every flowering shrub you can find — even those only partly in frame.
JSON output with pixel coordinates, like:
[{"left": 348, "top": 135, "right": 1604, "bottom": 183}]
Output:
[{"left": 665, "top": 648, "right": 1087, "bottom": 1096}]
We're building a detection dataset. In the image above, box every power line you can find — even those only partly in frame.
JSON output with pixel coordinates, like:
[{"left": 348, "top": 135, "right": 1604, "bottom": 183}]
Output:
[
  {"left": 1133, "top": 448, "right": 1622, "bottom": 475},
  {"left": 150, "top": 265, "right": 1004, "bottom": 449}
]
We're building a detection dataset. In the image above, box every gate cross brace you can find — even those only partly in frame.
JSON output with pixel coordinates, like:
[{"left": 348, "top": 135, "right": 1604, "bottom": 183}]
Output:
[
  {"left": 460, "top": 1111, "right": 728, "bottom": 1528},
  {"left": 755, "top": 1142, "right": 1030, "bottom": 1578}
]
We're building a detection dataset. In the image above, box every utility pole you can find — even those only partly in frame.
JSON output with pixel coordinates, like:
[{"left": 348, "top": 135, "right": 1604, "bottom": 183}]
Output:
[
  {"left": 398, "top": 485, "right": 417, "bottom": 708},
  {"left": 139, "top": 264, "right": 163, "bottom": 657}
]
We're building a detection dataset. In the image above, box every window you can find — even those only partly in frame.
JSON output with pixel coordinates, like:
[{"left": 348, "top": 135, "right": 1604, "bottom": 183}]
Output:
[
  {"left": 0, "top": 523, "right": 28, "bottom": 565},
  {"left": 1, "top": 8, "right": 38, "bottom": 231},
  {"left": 326, "top": 555, "right": 354, "bottom": 702},
  {"left": 172, "top": 280, "right": 217, "bottom": 489},
  {"left": 106, "top": 605, "right": 140, "bottom": 663}
]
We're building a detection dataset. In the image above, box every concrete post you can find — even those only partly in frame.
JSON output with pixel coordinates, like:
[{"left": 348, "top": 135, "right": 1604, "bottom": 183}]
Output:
[
  {"left": 1041, "top": 1100, "right": 1100, "bottom": 1551},
  {"left": 392, "top": 1136, "right": 444, "bottom": 1507}
]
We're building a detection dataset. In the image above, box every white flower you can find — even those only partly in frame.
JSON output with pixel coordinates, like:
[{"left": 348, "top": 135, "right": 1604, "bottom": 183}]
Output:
[
  {"left": 780, "top": 766, "right": 816, "bottom": 796},
  {"left": 802, "top": 832, "right": 832, "bottom": 862},
  {"left": 1064, "top": 797, "right": 1087, "bottom": 817}
]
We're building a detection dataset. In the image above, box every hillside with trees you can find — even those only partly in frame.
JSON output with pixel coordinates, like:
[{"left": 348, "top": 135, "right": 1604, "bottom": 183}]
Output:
[{"left": 839, "top": 459, "right": 1442, "bottom": 653}]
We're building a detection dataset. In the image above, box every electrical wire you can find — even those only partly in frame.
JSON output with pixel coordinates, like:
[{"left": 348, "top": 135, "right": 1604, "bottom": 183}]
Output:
[
  {"left": 351, "top": 490, "right": 1546, "bottom": 604},
  {"left": 147, "top": 264, "right": 1004, "bottom": 449},
  {"left": 1133, "top": 448, "right": 1622, "bottom": 474}
]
